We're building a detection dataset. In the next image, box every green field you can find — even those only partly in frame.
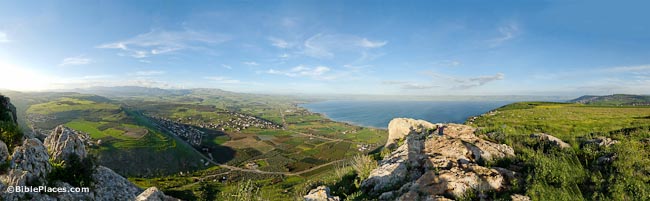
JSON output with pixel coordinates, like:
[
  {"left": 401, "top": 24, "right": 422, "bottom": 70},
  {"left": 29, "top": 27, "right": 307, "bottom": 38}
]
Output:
[{"left": 471, "top": 102, "right": 650, "bottom": 200}]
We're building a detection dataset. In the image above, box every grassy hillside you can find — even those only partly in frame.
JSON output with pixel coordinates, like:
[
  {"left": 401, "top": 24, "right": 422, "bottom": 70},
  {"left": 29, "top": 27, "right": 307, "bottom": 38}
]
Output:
[
  {"left": 470, "top": 102, "right": 650, "bottom": 200},
  {"left": 571, "top": 94, "right": 650, "bottom": 106},
  {"left": 22, "top": 94, "right": 205, "bottom": 177}
]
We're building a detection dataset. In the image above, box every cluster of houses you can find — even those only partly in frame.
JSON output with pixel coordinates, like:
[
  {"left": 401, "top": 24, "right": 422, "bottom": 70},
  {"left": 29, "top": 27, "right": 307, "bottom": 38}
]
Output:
[
  {"left": 175, "top": 111, "right": 281, "bottom": 132},
  {"left": 150, "top": 116, "right": 205, "bottom": 146}
]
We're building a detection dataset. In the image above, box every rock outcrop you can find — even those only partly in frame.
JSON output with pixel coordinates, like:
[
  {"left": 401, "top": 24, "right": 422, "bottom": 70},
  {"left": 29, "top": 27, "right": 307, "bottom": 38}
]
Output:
[
  {"left": 92, "top": 166, "right": 143, "bottom": 200},
  {"left": 9, "top": 138, "right": 52, "bottom": 185},
  {"left": 0, "top": 140, "right": 8, "bottom": 163},
  {"left": 584, "top": 137, "right": 619, "bottom": 148},
  {"left": 361, "top": 118, "right": 521, "bottom": 200},
  {"left": 386, "top": 118, "right": 436, "bottom": 148},
  {"left": 0, "top": 95, "right": 17, "bottom": 124},
  {"left": 44, "top": 125, "right": 88, "bottom": 162},
  {"left": 0, "top": 125, "right": 178, "bottom": 200},
  {"left": 136, "top": 187, "right": 180, "bottom": 201},
  {"left": 530, "top": 133, "right": 571, "bottom": 148},
  {"left": 304, "top": 186, "right": 341, "bottom": 201}
]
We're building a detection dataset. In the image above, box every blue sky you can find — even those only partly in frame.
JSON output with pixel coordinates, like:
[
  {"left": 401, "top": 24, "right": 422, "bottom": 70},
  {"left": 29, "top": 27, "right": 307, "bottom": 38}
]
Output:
[{"left": 1, "top": 0, "right": 649, "bottom": 96}]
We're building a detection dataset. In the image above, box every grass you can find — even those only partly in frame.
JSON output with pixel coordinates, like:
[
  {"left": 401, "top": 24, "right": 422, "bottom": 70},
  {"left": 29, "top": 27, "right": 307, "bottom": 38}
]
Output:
[{"left": 471, "top": 102, "right": 650, "bottom": 200}]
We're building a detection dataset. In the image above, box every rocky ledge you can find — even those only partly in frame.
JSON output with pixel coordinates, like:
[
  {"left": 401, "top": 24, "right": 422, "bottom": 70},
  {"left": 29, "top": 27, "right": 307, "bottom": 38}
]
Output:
[
  {"left": 361, "top": 118, "right": 528, "bottom": 200},
  {"left": 0, "top": 125, "right": 177, "bottom": 201}
]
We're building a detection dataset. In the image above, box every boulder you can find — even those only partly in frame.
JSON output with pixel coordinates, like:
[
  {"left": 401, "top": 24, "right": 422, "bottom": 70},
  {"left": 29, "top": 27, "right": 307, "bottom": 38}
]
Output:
[
  {"left": 10, "top": 138, "right": 51, "bottom": 185},
  {"left": 0, "top": 140, "right": 8, "bottom": 163},
  {"left": 136, "top": 187, "right": 180, "bottom": 201},
  {"left": 511, "top": 194, "right": 532, "bottom": 201},
  {"left": 304, "top": 186, "right": 340, "bottom": 201},
  {"left": 386, "top": 118, "right": 436, "bottom": 148},
  {"left": 44, "top": 125, "right": 88, "bottom": 163},
  {"left": 530, "top": 133, "right": 571, "bottom": 148},
  {"left": 584, "top": 137, "right": 619, "bottom": 148},
  {"left": 361, "top": 119, "right": 518, "bottom": 200},
  {"left": 91, "top": 166, "right": 143, "bottom": 200}
]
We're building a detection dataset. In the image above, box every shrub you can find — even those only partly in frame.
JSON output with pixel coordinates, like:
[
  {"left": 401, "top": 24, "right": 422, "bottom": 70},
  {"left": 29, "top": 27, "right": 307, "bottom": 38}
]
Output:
[
  {"left": 48, "top": 153, "right": 97, "bottom": 187},
  {"left": 350, "top": 154, "right": 377, "bottom": 182}
]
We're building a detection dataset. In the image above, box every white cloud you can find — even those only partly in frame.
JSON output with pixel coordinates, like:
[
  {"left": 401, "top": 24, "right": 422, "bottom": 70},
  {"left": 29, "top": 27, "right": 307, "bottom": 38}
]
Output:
[
  {"left": 432, "top": 60, "right": 461, "bottom": 67},
  {"left": 606, "top": 64, "right": 650, "bottom": 72},
  {"left": 59, "top": 56, "right": 93, "bottom": 66},
  {"left": 0, "top": 32, "right": 10, "bottom": 43},
  {"left": 488, "top": 22, "right": 520, "bottom": 47},
  {"left": 269, "top": 37, "right": 291, "bottom": 48},
  {"left": 221, "top": 64, "right": 232, "bottom": 69},
  {"left": 204, "top": 76, "right": 241, "bottom": 84},
  {"left": 302, "top": 34, "right": 388, "bottom": 59},
  {"left": 382, "top": 81, "right": 437, "bottom": 90},
  {"left": 358, "top": 38, "right": 388, "bottom": 48},
  {"left": 386, "top": 72, "right": 505, "bottom": 90},
  {"left": 267, "top": 65, "right": 336, "bottom": 80},
  {"left": 97, "top": 29, "right": 229, "bottom": 58},
  {"left": 129, "top": 70, "right": 165, "bottom": 76},
  {"left": 444, "top": 73, "right": 505, "bottom": 89},
  {"left": 243, "top": 61, "right": 259, "bottom": 66}
]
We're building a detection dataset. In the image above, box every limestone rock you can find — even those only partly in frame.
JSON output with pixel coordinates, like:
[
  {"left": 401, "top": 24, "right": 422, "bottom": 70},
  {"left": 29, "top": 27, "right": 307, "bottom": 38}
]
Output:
[
  {"left": 136, "top": 187, "right": 180, "bottom": 201},
  {"left": 361, "top": 118, "right": 518, "bottom": 200},
  {"left": 304, "top": 186, "right": 340, "bottom": 201},
  {"left": 530, "top": 133, "right": 571, "bottom": 148},
  {"left": 44, "top": 125, "right": 88, "bottom": 163},
  {"left": 91, "top": 166, "right": 142, "bottom": 200},
  {"left": 387, "top": 118, "right": 436, "bottom": 148},
  {"left": 10, "top": 138, "right": 51, "bottom": 185},
  {"left": 584, "top": 137, "right": 619, "bottom": 148},
  {"left": 511, "top": 194, "right": 532, "bottom": 201},
  {"left": 0, "top": 140, "right": 8, "bottom": 163}
]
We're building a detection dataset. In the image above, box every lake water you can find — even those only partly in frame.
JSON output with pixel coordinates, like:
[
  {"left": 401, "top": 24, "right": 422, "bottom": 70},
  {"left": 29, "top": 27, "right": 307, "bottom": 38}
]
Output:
[{"left": 301, "top": 100, "right": 513, "bottom": 129}]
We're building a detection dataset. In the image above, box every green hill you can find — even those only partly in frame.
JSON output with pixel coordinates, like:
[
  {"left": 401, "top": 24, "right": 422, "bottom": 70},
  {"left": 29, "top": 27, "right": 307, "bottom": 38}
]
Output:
[
  {"left": 570, "top": 94, "right": 650, "bottom": 106},
  {"left": 19, "top": 93, "right": 206, "bottom": 177}
]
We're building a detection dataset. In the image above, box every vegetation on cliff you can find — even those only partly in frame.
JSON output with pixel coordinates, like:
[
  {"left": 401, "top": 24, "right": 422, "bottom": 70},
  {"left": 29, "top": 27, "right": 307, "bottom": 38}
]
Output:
[{"left": 471, "top": 102, "right": 650, "bottom": 200}]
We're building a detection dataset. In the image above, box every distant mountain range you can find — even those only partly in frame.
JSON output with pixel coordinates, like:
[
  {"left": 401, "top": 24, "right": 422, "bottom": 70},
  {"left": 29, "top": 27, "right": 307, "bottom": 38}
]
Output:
[{"left": 570, "top": 94, "right": 650, "bottom": 106}]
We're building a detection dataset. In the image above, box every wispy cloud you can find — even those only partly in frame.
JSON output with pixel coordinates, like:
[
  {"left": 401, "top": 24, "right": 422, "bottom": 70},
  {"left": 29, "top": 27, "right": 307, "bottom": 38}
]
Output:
[
  {"left": 442, "top": 73, "right": 505, "bottom": 89},
  {"left": 401, "top": 83, "right": 437, "bottom": 89},
  {"left": 302, "top": 34, "right": 387, "bottom": 59},
  {"left": 267, "top": 65, "right": 338, "bottom": 80},
  {"left": 488, "top": 22, "right": 520, "bottom": 47},
  {"left": 243, "top": 61, "right": 259, "bottom": 66},
  {"left": 358, "top": 38, "right": 388, "bottom": 48},
  {"left": 0, "top": 31, "right": 10, "bottom": 43},
  {"left": 269, "top": 37, "right": 291, "bottom": 48},
  {"left": 97, "top": 29, "right": 229, "bottom": 58},
  {"left": 431, "top": 60, "right": 461, "bottom": 67},
  {"left": 606, "top": 64, "right": 650, "bottom": 73},
  {"left": 59, "top": 56, "right": 93, "bottom": 66},
  {"left": 221, "top": 64, "right": 232, "bottom": 69},
  {"left": 204, "top": 76, "right": 241, "bottom": 84},
  {"left": 129, "top": 70, "right": 165, "bottom": 76},
  {"left": 382, "top": 81, "right": 437, "bottom": 90}
]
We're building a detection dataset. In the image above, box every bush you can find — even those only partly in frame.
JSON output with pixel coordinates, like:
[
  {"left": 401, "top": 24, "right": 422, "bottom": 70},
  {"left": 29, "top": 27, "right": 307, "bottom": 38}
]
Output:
[
  {"left": 48, "top": 153, "right": 97, "bottom": 187},
  {"left": 350, "top": 154, "right": 377, "bottom": 182},
  {"left": 0, "top": 121, "right": 23, "bottom": 153}
]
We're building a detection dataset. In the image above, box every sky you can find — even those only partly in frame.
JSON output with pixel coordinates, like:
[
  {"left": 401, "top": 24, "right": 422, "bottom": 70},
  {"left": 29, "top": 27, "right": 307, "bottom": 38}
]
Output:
[{"left": 1, "top": 0, "right": 649, "bottom": 96}]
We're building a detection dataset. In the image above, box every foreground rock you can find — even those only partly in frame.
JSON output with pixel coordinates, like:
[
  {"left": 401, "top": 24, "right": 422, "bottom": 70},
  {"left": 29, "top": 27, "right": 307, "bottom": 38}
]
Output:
[
  {"left": 304, "top": 186, "right": 341, "bottom": 201},
  {"left": 361, "top": 118, "right": 523, "bottom": 200},
  {"left": 0, "top": 125, "right": 177, "bottom": 200},
  {"left": 530, "top": 133, "right": 571, "bottom": 148},
  {"left": 44, "top": 125, "right": 88, "bottom": 162},
  {"left": 136, "top": 187, "right": 180, "bottom": 201}
]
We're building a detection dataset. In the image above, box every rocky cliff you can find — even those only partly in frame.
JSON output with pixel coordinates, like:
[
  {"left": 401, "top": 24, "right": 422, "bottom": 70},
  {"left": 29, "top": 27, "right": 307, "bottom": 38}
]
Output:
[
  {"left": 0, "top": 126, "right": 176, "bottom": 200},
  {"left": 361, "top": 118, "right": 529, "bottom": 200}
]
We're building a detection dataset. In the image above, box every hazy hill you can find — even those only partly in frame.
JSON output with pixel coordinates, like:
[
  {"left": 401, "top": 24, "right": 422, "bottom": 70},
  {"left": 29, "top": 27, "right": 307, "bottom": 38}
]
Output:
[{"left": 571, "top": 94, "right": 650, "bottom": 106}]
